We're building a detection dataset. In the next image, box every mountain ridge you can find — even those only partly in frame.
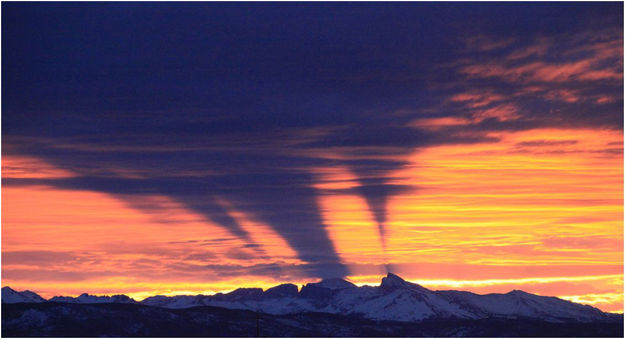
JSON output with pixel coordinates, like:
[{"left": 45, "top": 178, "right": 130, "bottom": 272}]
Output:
[{"left": 2, "top": 273, "right": 621, "bottom": 324}]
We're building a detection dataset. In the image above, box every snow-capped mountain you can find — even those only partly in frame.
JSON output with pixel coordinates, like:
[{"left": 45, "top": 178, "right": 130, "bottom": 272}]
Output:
[
  {"left": 48, "top": 293, "right": 136, "bottom": 304},
  {"left": 1, "top": 287, "right": 46, "bottom": 303},
  {"left": 141, "top": 273, "right": 614, "bottom": 323},
  {"left": 2, "top": 273, "right": 617, "bottom": 324},
  {"left": 437, "top": 289, "right": 609, "bottom": 322}
]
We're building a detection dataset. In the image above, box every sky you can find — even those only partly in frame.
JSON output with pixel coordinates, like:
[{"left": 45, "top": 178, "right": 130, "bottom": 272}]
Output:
[{"left": 2, "top": 3, "right": 623, "bottom": 312}]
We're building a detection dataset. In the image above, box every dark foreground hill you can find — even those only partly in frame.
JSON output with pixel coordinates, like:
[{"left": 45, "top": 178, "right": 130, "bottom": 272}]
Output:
[{"left": 2, "top": 302, "right": 623, "bottom": 337}]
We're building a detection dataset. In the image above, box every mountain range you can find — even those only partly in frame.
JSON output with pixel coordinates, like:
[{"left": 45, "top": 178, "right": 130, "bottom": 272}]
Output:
[{"left": 2, "top": 273, "right": 620, "bottom": 324}]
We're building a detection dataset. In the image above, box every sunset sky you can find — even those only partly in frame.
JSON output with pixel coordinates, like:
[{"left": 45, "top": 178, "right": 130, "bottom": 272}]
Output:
[{"left": 2, "top": 3, "right": 623, "bottom": 312}]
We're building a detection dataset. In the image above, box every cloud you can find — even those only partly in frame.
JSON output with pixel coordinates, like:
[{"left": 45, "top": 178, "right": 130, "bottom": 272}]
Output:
[
  {"left": 2, "top": 251, "right": 83, "bottom": 267},
  {"left": 411, "top": 117, "right": 473, "bottom": 131},
  {"left": 515, "top": 140, "right": 578, "bottom": 147},
  {"left": 458, "top": 30, "right": 622, "bottom": 102},
  {"left": 541, "top": 236, "right": 624, "bottom": 251},
  {"left": 449, "top": 91, "right": 506, "bottom": 108}
]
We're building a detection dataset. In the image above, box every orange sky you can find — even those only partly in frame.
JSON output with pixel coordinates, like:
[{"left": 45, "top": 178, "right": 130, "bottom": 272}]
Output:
[{"left": 2, "top": 126, "right": 623, "bottom": 312}]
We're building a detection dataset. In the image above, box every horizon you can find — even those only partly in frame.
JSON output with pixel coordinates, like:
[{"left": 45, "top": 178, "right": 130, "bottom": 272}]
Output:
[
  {"left": 4, "top": 272, "right": 623, "bottom": 314},
  {"left": 2, "top": 2, "right": 623, "bottom": 315},
  {"left": 3, "top": 273, "right": 624, "bottom": 314}
]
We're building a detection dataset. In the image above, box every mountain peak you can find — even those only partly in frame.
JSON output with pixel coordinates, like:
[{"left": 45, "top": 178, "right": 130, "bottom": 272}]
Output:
[
  {"left": 264, "top": 283, "right": 298, "bottom": 298},
  {"left": 507, "top": 289, "right": 534, "bottom": 297},
  {"left": 386, "top": 272, "right": 405, "bottom": 281},
  {"left": 380, "top": 272, "right": 408, "bottom": 288},
  {"left": 313, "top": 278, "right": 356, "bottom": 290},
  {"left": 2, "top": 286, "right": 46, "bottom": 303}
]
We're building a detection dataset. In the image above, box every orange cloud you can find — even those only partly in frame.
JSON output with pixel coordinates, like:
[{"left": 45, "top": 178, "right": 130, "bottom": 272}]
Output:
[
  {"left": 449, "top": 91, "right": 505, "bottom": 108},
  {"left": 2, "top": 155, "right": 76, "bottom": 179},
  {"left": 411, "top": 117, "right": 473, "bottom": 130},
  {"left": 313, "top": 166, "right": 386, "bottom": 272},
  {"left": 214, "top": 198, "right": 302, "bottom": 264}
]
